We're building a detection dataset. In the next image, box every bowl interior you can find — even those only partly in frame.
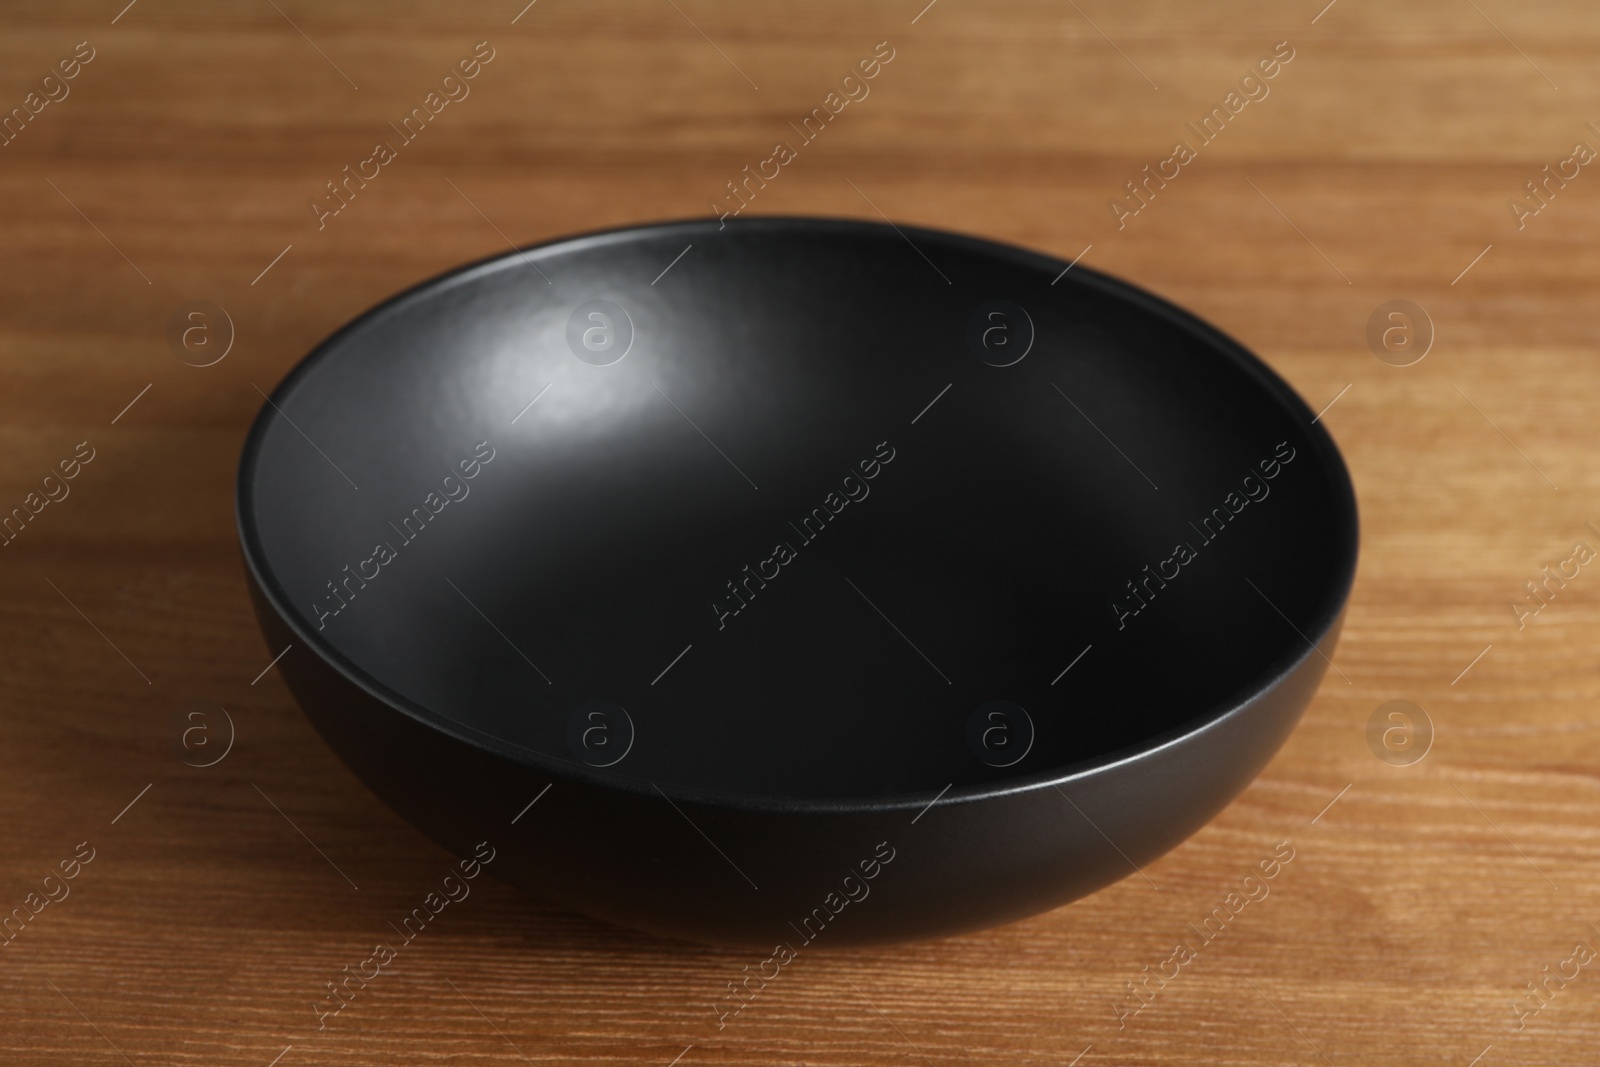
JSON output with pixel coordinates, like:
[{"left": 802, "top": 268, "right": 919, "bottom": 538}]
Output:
[{"left": 239, "top": 218, "right": 1356, "bottom": 804}]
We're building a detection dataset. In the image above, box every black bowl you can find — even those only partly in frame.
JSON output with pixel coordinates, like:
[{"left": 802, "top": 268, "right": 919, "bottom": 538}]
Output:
[{"left": 237, "top": 217, "right": 1357, "bottom": 947}]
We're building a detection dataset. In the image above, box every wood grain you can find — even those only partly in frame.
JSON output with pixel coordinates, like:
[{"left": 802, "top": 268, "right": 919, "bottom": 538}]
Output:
[{"left": 4, "top": 1, "right": 1600, "bottom": 1063}]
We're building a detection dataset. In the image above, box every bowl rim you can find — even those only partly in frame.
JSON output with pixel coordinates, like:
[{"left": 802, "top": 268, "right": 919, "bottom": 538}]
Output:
[{"left": 236, "top": 214, "right": 1360, "bottom": 817}]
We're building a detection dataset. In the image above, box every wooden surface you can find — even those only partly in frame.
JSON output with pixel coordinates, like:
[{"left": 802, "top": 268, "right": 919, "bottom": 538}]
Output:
[{"left": 4, "top": 1, "right": 1600, "bottom": 1063}]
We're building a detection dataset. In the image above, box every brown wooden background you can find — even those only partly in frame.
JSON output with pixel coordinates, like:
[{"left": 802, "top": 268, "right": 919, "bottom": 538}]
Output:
[{"left": 4, "top": 1, "right": 1600, "bottom": 1063}]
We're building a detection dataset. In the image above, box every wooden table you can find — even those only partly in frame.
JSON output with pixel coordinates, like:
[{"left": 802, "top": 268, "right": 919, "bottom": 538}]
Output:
[{"left": 4, "top": 1, "right": 1598, "bottom": 1063}]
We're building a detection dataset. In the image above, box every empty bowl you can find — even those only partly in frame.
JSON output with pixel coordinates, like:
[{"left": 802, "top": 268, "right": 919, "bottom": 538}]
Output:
[{"left": 237, "top": 217, "right": 1357, "bottom": 946}]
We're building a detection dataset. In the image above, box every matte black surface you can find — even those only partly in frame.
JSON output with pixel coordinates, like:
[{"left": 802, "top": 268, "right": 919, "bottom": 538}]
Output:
[{"left": 237, "top": 217, "right": 1358, "bottom": 945}]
